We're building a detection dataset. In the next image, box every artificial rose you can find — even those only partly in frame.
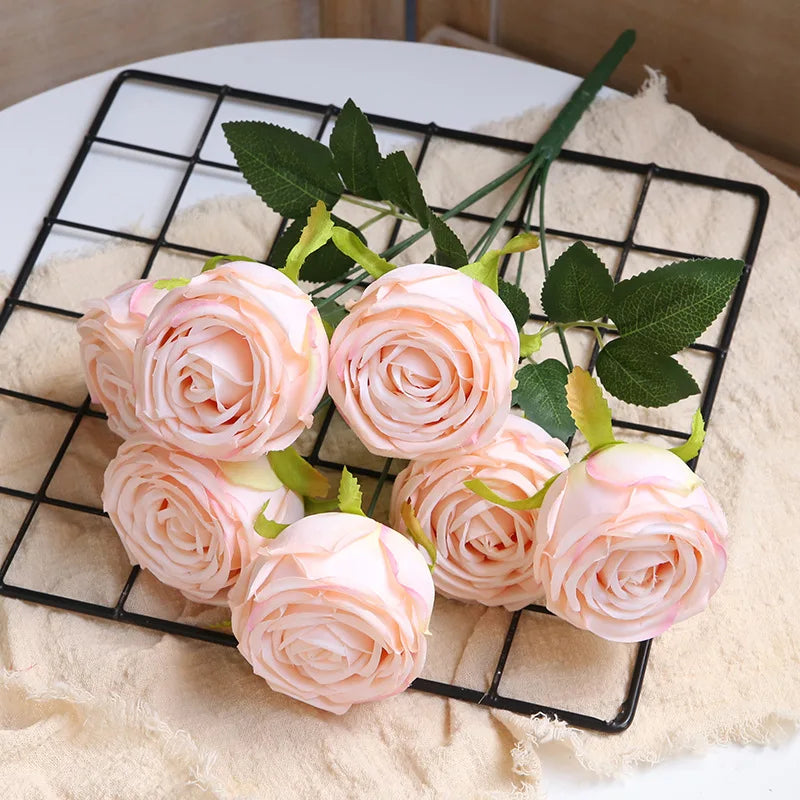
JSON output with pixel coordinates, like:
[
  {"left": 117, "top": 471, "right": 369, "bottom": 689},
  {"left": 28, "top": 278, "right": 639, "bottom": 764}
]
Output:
[
  {"left": 133, "top": 262, "right": 328, "bottom": 461},
  {"left": 77, "top": 279, "right": 167, "bottom": 438},
  {"left": 533, "top": 442, "right": 728, "bottom": 642},
  {"left": 327, "top": 264, "right": 519, "bottom": 460},
  {"left": 102, "top": 437, "right": 303, "bottom": 605},
  {"left": 229, "top": 512, "right": 434, "bottom": 714},
  {"left": 391, "top": 415, "right": 568, "bottom": 610}
]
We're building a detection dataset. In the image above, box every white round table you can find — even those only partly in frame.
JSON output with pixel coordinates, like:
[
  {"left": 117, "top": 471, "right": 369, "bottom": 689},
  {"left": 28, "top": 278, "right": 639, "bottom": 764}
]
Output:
[{"left": 0, "top": 38, "right": 795, "bottom": 799}]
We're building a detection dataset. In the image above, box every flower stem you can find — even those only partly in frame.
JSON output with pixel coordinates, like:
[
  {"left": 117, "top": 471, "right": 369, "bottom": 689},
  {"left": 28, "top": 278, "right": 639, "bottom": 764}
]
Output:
[
  {"left": 341, "top": 195, "right": 416, "bottom": 223},
  {"left": 358, "top": 209, "right": 391, "bottom": 230}
]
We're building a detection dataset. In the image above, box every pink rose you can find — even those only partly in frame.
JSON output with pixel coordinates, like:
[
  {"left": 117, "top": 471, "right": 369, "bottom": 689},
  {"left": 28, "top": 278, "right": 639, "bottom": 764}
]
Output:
[
  {"left": 534, "top": 442, "right": 728, "bottom": 642},
  {"left": 391, "top": 415, "right": 568, "bottom": 610},
  {"left": 102, "top": 437, "right": 303, "bottom": 605},
  {"left": 77, "top": 280, "right": 167, "bottom": 438},
  {"left": 229, "top": 512, "right": 434, "bottom": 714},
  {"left": 133, "top": 262, "right": 328, "bottom": 461},
  {"left": 327, "top": 264, "right": 519, "bottom": 460}
]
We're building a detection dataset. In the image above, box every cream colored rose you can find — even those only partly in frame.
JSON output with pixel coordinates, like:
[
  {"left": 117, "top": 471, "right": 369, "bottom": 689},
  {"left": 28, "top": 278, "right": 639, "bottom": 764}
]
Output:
[
  {"left": 77, "top": 279, "right": 168, "bottom": 438},
  {"left": 327, "top": 264, "right": 520, "bottom": 460},
  {"left": 534, "top": 443, "right": 728, "bottom": 642},
  {"left": 133, "top": 262, "right": 328, "bottom": 461},
  {"left": 229, "top": 512, "right": 434, "bottom": 714},
  {"left": 391, "top": 415, "right": 568, "bottom": 610},
  {"left": 102, "top": 437, "right": 303, "bottom": 605}
]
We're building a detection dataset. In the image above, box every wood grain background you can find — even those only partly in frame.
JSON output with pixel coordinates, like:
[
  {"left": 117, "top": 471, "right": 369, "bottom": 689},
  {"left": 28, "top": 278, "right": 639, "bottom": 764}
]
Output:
[{"left": 2, "top": 0, "right": 797, "bottom": 177}]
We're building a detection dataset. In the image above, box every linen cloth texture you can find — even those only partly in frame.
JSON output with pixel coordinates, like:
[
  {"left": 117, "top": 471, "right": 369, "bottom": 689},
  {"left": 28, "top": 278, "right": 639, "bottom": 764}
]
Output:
[{"left": 1, "top": 77, "right": 798, "bottom": 798}]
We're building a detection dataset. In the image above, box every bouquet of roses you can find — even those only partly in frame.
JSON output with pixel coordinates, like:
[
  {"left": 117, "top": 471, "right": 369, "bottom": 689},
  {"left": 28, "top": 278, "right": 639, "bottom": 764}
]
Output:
[{"left": 80, "top": 31, "right": 735, "bottom": 715}]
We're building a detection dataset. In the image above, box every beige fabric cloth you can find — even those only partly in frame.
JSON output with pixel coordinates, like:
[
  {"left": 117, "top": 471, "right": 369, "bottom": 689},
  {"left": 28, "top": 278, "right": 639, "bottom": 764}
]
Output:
[{"left": 1, "top": 77, "right": 799, "bottom": 798}]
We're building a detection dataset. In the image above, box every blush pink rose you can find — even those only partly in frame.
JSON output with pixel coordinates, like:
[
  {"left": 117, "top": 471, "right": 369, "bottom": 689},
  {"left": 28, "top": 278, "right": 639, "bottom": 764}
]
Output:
[
  {"left": 327, "top": 264, "right": 520, "bottom": 460},
  {"left": 533, "top": 442, "right": 728, "bottom": 642},
  {"left": 133, "top": 262, "right": 328, "bottom": 461},
  {"left": 229, "top": 512, "right": 434, "bottom": 714},
  {"left": 77, "top": 279, "right": 168, "bottom": 438},
  {"left": 391, "top": 415, "right": 568, "bottom": 610},
  {"left": 102, "top": 437, "right": 303, "bottom": 605}
]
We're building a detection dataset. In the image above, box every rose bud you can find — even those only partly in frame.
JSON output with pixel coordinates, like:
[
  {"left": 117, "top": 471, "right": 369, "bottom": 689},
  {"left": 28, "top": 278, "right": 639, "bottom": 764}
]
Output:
[
  {"left": 102, "top": 437, "right": 303, "bottom": 605},
  {"left": 133, "top": 261, "right": 328, "bottom": 461},
  {"left": 77, "top": 279, "right": 168, "bottom": 438},
  {"left": 534, "top": 442, "right": 728, "bottom": 642},
  {"left": 229, "top": 512, "right": 434, "bottom": 714},
  {"left": 327, "top": 264, "right": 519, "bottom": 460},
  {"left": 390, "top": 415, "right": 568, "bottom": 610}
]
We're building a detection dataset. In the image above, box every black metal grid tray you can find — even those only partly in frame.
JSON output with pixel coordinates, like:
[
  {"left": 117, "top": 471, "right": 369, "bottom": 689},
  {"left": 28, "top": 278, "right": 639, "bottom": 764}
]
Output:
[{"left": 0, "top": 69, "right": 768, "bottom": 733}]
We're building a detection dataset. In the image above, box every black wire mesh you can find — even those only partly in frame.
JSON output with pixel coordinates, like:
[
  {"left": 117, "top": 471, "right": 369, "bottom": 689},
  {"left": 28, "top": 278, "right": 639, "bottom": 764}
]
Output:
[{"left": 0, "top": 70, "right": 768, "bottom": 734}]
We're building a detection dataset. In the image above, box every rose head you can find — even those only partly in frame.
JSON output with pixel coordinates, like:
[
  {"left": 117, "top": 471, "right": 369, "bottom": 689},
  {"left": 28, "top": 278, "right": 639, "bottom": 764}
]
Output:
[
  {"left": 327, "top": 264, "right": 519, "bottom": 460},
  {"left": 133, "top": 262, "right": 328, "bottom": 461},
  {"left": 534, "top": 442, "right": 728, "bottom": 642},
  {"left": 77, "top": 279, "right": 168, "bottom": 438},
  {"left": 391, "top": 415, "right": 568, "bottom": 610},
  {"left": 229, "top": 512, "right": 434, "bottom": 714},
  {"left": 102, "top": 437, "right": 303, "bottom": 605}
]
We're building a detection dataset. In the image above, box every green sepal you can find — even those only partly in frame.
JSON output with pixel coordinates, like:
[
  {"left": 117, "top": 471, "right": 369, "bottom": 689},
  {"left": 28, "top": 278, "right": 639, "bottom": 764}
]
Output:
[
  {"left": 565, "top": 367, "right": 616, "bottom": 451},
  {"left": 337, "top": 466, "right": 366, "bottom": 516},
  {"left": 670, "top": 409, "right": 706, "bottom": 462},
  {"left": 459, "top": 233, "right": 539, "bottom": 294},
  {"left": 254, "top": 501, "right": 290, "bottom": 539},
  {"left": 267, "top": 447, "right": 330, "bottom": 499},
  {"left": 331, "top": 226, "right": 394, "bottom": 279},
  {"left": 304, "top": 497, "right": 341, "bottom": 515},
  {"left": 281, "top": 201, "right": 335, "bottom": 284},
  {"left": 519, "top": 332, "right": 542, "bottom": 359},
  {"left": 464, "top": 473, "right": 560, "bottom": 511},
  {"left": 201, "top": 254, "right": 258, "bottom": 273},
  {"left": 400, "top": 500, "right": 437, "bottom": 572},
  {"left": 153, "top": 278, "right": 190, "bottom": 290}
]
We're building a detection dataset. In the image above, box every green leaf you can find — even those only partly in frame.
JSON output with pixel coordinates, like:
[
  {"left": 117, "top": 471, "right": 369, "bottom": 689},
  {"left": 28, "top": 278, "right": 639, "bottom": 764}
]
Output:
[
  {"left": 222, "top": 121, "right": 344, "bottom": 218},
  {"left": 519, "top": 332, "right": 542, "bottom": 359},
  {"left": 313, "top": 296, "right": 348, "bottom": 338},
  {"left": 498, "top": 279, "right": 531, "bottom": 329},
  {"left": 337, "top": 466, "right": 366, "bottom": 516},
  {"left": 329, "top": 99, "right": 382, "bottom": 201},
  {"left": 400, "top": 500, "right": 437, "bottom": 572},
  {"left": 540, "top": 242, "right": 614, "bottom": 323},
  {"left": 609, "top": 258, "right": 744, "bottom": 355},
  {"left": 565, "top": 367, "right": 616, "bottom": 451},
  {"left": 376, "top": 151, "right": 429, "bottom": 226},
  {"left": 267, "top": 447, "right": 330, "bottom": 498},
  {"left": 596, "top": 337, "right": 700, "bottom": 407},
  {"left": 201, "top": 254, "right": 258, "bottom": 273},
  {"left": 270, "top": 215, "right": 364, "bottom": 283},
  {"left": 153, "top": 278, "right": 190, "bottom": 290},
  {"left": 281, "top": 201, "right": 335, "bottom": 283},
  {"left": 459, "top": 233, "right": 540, "bottom": 294},
  {"left": 512, "top": 360, "right": 575, "bottom": 442},
  {"left": 219, "top": 457, "right": 282, "bottom": 491},
  {"left": 670, "top": 409, "right": 706, "bottom": 462},
  {"left": 428, "top": 214, "right": 468, "bottom": 267},
  {"left": 464, "top": 473, "right": 560, "bottom": 511},
  {"left": 331, "top": 226, "right": 394, "bottom": 279}
]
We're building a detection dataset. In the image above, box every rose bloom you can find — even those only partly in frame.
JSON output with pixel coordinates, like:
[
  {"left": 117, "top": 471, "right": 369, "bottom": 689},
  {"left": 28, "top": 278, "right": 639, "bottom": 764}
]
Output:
[
  {"left": 102, "top": 437, "right": 303, "bottom": 605},
  {"left": 133, "top": 262, "right": 328, "bottom": 461},
  {"left": 229, "top": 512, "right": 434, "bottom": 714},
  {"left": 77, "top": 279, "right": 168, "bottom": 438},
  {"left": 533, "top": 442, "right": 728, "bottom": 642},
  {"left": 391, "top": 415, "right": 568, "bottom": 610},
  {"left": 327, "top": 264, "right": 519, "bottom": 460}
]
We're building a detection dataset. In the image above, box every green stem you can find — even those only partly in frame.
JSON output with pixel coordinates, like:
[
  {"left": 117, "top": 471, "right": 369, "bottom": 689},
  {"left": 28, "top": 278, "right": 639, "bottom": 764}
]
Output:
[
  {"left": 515, "top": 181, "right": 537, "bottom": 287},
  {"left": 538, "top": 320, "right": 617, "bottom": 339},
  {"left": 341, "top": 195, "right": 416, "bottom": 223},
  {"left": 358, "top": 209, "right": 390, "bottom": 230}
]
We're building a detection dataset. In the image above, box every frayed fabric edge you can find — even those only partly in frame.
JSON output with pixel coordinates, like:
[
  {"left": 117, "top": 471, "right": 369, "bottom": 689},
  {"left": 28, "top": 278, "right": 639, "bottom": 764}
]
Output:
[{"left": 0, "top": 668, "right": 234, "bottom": 800}]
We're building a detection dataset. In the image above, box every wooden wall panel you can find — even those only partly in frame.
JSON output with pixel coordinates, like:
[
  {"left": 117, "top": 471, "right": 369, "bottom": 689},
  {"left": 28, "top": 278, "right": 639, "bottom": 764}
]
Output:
[
  {"left": 0, "top": 0, "right": 318, "bottom": 110},
  {"left": 416, "top": 0, "right": 492, "bottom": 41},
  {"left": 319, "top": 0, "right": 405, "bottom": 38},
  {"left": 495, "top": 0, "right": 800, "bottom": 165}
]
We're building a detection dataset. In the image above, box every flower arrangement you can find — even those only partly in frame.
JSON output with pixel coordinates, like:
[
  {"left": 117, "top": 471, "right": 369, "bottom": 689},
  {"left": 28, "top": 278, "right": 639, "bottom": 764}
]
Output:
[{"left": 80, "top": 31, "right": 737, "bottom": 715}]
